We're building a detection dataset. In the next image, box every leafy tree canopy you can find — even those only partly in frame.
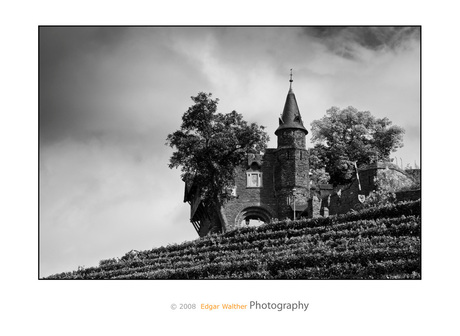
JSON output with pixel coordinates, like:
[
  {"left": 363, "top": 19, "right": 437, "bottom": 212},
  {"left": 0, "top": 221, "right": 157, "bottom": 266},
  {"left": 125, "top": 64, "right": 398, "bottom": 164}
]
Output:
[
  {"left": 310, "top": 106, "right": 405, "bottom": 186},
  {"left": 166, "top": 92, "right": 269, "bottom": 205}
]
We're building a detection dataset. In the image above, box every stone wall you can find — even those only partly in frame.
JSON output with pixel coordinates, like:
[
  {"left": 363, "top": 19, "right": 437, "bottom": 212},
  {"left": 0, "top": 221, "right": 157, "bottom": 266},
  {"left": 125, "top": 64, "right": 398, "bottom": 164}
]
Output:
[
  {"left": 274, "top": 129, "right": 309, "bottom": 219},
  {"left": 223, "top": 150, "right": 278, "bottom": 230},
  {"left": 222, "top": 131, "right": 311, "bottom": 228},
  {"left": 323, "top": 178, "right": 364, "bottom": 216},
  {"left": 277, "top": 129, "right": 306, "bottom": 149},
  {"left": 320, "top": 163, "right": 418, "bottom": 216},
  {"left": 274, "top": 148, "right": 309, "bottom": 219}
]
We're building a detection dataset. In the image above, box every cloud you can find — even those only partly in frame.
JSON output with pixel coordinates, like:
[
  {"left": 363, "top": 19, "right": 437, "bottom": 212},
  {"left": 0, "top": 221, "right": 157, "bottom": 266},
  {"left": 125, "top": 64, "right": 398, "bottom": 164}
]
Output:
[
  {"left": 40, "top": 137, "right": 194, "bottom": 276},
  {"left": 40, "top": 27, "right": 209, "bottom": 145},
  {"left": 304, "top": 27, "right": 420, "bottom": 60}
]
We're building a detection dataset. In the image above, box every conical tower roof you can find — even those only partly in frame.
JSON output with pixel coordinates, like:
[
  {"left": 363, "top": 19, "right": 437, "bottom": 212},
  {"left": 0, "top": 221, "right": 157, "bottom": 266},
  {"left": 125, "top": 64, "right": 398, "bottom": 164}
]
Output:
[{"left": 275, "top": 71, "right": 308, "bottom": 136}]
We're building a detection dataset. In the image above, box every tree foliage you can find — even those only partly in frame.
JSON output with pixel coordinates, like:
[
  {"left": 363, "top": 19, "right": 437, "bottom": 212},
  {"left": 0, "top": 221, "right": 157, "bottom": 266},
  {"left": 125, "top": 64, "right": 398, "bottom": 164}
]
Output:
[
  {"left": 166, "top": 92, "right": 269, "bottom": 205},
  {"left": 310, "top": 106, "right": 405, "bottom": 186}
]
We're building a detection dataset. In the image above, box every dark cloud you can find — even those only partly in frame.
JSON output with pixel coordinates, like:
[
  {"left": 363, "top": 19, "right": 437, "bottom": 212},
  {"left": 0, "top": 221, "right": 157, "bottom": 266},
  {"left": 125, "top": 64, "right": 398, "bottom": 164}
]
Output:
[
  {"left": 39, "top": 27, "right": 127, "bottom": 144},
  {"left": 39, "top": 27, "right": 208, "bottom": 146},
  {"left": 305, "top": 27, "right": 420, "bottom": 59}
]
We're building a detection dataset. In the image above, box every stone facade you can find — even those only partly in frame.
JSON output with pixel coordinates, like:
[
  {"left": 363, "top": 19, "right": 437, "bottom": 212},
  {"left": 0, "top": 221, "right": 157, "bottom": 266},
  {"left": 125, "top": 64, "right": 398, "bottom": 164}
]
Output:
[
  {"left": 221, "top": 82, "right": 311, "bottom": 232},
  {"left": 222, "top": 150, "right": 278, "bottom": 231},
  {"left": 185, "top": 79, "right": 315, "bottom": 236}
]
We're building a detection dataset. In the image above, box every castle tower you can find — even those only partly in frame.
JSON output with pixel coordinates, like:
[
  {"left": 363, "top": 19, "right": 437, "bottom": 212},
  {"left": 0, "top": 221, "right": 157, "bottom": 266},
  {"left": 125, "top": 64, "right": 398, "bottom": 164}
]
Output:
[{"left": 274, "top": 71, "right": 310, "bottom": 219}]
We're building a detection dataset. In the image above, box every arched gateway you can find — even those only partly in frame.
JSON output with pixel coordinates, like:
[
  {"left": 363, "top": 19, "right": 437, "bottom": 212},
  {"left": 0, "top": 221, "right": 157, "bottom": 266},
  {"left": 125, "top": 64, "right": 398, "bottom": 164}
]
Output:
[{"left": 235, "top": 206, "right": 275, "bottom": 228}]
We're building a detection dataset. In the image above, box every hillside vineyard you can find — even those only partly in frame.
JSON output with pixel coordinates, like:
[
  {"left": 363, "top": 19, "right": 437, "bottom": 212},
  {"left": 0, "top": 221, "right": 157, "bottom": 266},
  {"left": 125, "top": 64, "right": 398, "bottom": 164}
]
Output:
[{"left": 46, "top": 199, "right": 421, "bottom": 280}]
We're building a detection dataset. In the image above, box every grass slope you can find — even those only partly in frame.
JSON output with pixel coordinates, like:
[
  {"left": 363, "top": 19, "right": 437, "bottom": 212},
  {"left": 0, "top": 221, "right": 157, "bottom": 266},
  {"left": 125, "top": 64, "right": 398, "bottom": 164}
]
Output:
[{"left": 45, "top": 200, "right": 421, "bottom": 280}]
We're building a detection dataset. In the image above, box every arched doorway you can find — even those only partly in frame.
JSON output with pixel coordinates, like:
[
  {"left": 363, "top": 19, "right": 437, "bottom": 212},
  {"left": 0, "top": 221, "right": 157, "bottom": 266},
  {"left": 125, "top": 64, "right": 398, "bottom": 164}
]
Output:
[{"left": 235, "top": 206, "right": 274, "bottom": 228}]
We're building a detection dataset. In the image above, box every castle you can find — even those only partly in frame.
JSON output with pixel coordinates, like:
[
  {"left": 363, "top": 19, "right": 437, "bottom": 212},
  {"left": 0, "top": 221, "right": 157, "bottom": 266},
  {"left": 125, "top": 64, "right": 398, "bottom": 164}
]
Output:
[{"left": 184, "top": 75, "right": 419, "bottom": 237}]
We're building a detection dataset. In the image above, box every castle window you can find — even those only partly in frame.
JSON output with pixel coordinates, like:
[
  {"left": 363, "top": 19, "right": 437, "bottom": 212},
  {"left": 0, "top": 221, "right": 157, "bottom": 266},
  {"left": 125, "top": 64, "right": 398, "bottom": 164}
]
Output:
[{"left": 247, "top": 172, "right": 263, "bottom": 188}]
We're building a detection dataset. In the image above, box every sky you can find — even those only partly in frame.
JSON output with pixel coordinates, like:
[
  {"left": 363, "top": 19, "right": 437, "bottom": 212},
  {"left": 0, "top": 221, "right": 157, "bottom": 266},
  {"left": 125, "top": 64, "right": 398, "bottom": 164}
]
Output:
[{"left": 39, "top": 26, "right": 420, "bottom": 277}]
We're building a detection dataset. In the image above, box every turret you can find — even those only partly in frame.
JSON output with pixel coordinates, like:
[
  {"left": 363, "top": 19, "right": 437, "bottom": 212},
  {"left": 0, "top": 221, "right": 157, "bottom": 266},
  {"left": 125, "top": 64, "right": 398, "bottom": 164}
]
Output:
[
  {"left": 274, "top": 70, "right": 310, "bottom": 219},
  {"left": 275, "top": 69, "right": 308, "bottom": 149}
]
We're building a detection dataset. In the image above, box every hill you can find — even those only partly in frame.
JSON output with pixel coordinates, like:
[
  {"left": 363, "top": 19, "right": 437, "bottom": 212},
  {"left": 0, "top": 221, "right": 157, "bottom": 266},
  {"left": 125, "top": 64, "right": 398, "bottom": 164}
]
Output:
[{"left": 45, "top": 199, "right": 421, "bottom": 280}]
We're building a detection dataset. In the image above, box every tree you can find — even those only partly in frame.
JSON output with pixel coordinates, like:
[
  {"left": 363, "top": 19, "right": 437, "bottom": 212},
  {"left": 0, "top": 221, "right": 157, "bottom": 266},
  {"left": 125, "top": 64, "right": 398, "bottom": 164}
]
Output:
[
  {"left": 166, "top": 92, "right": 269, "bottom": 231},
  {"left": 310, "top": 106, "right": 405, "bottom": 186}
]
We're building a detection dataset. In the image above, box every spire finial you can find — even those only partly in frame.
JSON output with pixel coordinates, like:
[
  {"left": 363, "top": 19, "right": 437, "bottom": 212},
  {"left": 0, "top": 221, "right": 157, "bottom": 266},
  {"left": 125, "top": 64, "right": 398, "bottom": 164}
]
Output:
[{"left": 289, "top": 69, "right": 293, "bottom": 89}]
